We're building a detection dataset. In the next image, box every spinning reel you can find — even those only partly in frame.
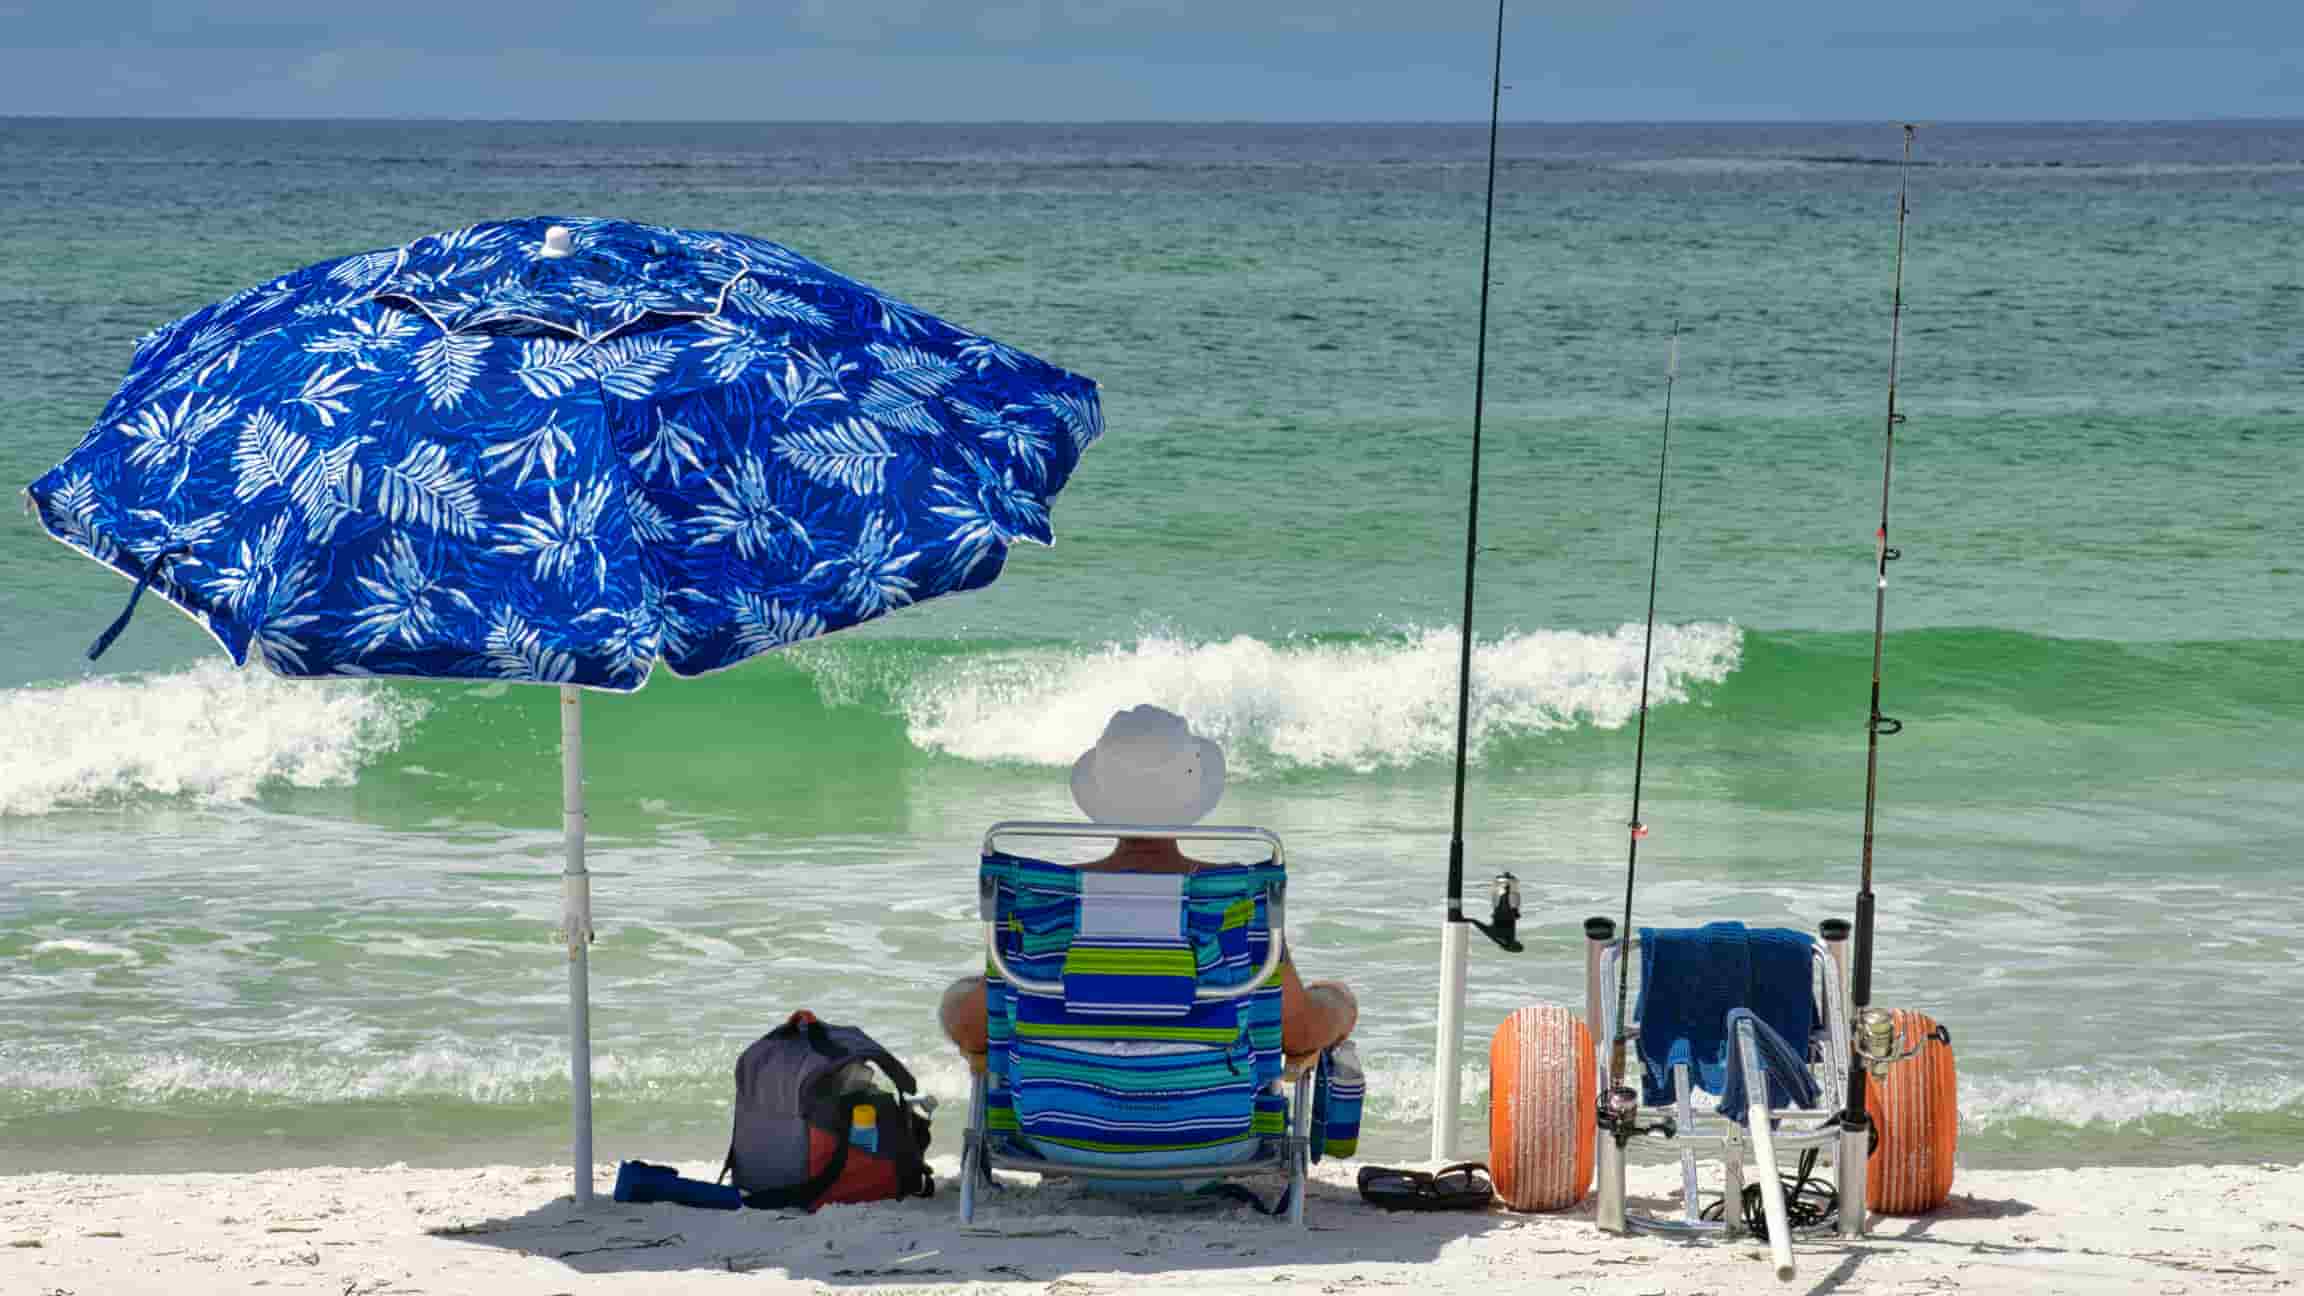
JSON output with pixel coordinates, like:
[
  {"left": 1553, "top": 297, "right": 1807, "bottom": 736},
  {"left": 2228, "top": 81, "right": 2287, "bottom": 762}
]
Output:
[
  {"left": 1470, "top": 871, "right": 1523, "bottom": 952},
  {"left": 1597, "top": 1083, "right": 1677, "bottom": 1142},
  {"left": 1854, "top": 1006, "right": 1951, "bottom": 1076}
]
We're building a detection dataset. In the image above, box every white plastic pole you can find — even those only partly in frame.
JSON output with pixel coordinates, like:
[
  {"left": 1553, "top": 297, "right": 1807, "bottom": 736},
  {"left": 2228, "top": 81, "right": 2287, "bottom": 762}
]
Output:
[
  {"left": 560, "top": 685, "right": 594, "bottom": 1208},
  {"left": 1737, "top": 1022, "right": 1797, "bottom": 1281},
  {"left": 1429, "top": 918, "right": 1470, "bottom": 1160}
]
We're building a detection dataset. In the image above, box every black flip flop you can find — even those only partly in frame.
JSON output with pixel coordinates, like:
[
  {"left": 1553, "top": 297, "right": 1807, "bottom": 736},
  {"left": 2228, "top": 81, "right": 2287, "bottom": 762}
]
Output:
[{"left": 1357, "top": 1161, "right": 1495, "bottom": 1211}]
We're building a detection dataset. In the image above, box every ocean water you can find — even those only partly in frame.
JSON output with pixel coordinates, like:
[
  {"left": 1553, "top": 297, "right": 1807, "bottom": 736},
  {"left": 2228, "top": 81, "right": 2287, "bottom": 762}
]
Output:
[{"left": 1, "top": 119, "right": 2299, "bottom": 1175}]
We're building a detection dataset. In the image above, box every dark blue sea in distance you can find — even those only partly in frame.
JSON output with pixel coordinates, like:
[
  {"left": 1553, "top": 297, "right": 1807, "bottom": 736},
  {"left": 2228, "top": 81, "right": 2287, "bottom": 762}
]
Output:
[{"left": 1, "top": 119, "right": 2298, "bottom": 1173}]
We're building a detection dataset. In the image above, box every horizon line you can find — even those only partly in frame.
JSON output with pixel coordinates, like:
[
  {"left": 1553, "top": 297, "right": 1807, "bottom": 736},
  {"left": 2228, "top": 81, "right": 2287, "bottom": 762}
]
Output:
[{"left": 4, "top": 112, "right": 2301, "bottom": 127}]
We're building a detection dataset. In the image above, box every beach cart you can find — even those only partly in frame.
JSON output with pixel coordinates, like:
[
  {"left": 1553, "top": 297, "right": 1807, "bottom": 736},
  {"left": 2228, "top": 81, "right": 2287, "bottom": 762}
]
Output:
[{"left": 1488, "top": 917, "right": 1958, "bottom": 1280}]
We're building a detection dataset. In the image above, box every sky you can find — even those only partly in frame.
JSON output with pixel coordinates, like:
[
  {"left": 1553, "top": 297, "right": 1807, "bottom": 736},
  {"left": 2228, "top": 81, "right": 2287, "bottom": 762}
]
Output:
[{"left": 0, "top": 1, "right": 2297, "bottom": 122}]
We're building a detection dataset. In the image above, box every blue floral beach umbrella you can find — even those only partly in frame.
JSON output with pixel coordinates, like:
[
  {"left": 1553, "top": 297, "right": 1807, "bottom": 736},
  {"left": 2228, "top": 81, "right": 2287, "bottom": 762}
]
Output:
[{"left": 25, "top": 216, "right": 1103, "bottom": 1204}]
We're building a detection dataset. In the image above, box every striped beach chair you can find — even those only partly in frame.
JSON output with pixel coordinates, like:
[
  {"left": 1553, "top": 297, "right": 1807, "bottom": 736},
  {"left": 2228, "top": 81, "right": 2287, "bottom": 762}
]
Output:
[{"left": 957, "top": 822, "right": 1361, "bottom": 1228}]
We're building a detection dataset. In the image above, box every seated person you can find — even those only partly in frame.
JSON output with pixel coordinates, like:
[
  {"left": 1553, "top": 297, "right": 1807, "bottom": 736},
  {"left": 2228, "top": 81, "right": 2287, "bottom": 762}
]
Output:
[{"left": 940, "top": 704, "right": 1357, "bottom": 1064}]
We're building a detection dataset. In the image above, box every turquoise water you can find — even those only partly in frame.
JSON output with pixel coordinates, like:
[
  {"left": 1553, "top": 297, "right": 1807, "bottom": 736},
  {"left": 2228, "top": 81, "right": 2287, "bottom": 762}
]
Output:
[{"left": 1, "top": 120, "right": 2298, "bottom": 1174}]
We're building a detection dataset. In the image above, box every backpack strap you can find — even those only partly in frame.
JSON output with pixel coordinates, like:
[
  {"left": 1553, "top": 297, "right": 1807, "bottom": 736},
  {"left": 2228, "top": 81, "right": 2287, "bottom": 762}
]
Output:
[
  {"left": 773, "top": 1013, "right": 913, "bottom": 1089},
  {"left": 816, "top": 1023, "right": 920, "bottom": 1095},
  {"left": 901, "top": 1100, "right": 937, "bottom": 1199}
]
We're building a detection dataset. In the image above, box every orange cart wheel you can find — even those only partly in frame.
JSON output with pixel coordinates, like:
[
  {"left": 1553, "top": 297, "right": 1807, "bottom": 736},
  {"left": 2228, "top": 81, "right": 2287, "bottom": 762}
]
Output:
[
  {"left": 1489, "top": 1003, "right": 1596, "bottom": 1212},
  {"left": 1866, "top": 1008, "right": 1959, "bottom": 1215}
]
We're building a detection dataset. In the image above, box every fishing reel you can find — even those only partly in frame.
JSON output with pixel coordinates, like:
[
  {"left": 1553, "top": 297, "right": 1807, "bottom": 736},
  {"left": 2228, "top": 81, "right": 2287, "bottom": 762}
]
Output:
[
  {"left": 1468, "top": 871, "right": 1523, "bottom": 953},
  {"left": 1852, "top": 1006, "right": 1949, "bottom": 1076},
  {"left": 1596, "top": 1084, "right": 1674, "bottom": 1142}
]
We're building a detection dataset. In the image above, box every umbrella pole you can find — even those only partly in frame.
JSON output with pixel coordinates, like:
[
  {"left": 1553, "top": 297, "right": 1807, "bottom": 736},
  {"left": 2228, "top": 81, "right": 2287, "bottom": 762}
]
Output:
[{"left": 560, "top": 685, "right": 595, "bottom": 1208}]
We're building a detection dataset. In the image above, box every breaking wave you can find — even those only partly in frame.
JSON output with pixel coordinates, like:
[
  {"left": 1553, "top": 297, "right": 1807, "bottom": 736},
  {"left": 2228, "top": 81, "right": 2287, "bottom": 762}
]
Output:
[
  {"left": 0, "top": 660, "right": 424, "bottom": 817},
  {"left": 901, "top": 623, "right": 1744, "bottom": 774}
]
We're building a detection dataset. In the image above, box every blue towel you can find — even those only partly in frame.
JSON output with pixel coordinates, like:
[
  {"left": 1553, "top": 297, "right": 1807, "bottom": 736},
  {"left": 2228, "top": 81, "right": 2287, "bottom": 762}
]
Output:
[
  {"left": 612, "top": 1160, "right": 744, "bottom": 1211},
  {"left": 1634, "top": 923, "right": 1817, "bottom": 1111}
]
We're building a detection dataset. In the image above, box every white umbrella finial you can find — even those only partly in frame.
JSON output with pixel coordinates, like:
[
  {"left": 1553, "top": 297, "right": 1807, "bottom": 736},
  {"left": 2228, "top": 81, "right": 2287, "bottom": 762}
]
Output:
[{"left": 541, "top": 225, "right": 575, "bottom": 258}]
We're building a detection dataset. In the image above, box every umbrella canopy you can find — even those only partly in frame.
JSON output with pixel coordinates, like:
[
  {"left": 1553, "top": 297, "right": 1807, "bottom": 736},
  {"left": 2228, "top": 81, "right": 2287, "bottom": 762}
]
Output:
[
  {"left": 25, "top": 216, "right": 1104, "bottom": 1204},
  {"left": 27, "top": 215, "right": 1102, "bottom": 688}
]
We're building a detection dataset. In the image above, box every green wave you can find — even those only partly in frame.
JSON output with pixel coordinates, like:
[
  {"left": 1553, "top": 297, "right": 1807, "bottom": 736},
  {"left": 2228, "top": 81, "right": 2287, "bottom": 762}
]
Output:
[
  {"left": 384, "top": 627, "right": 2296, "bottom": 813},
  {"left": 1714, "top": 628, "right": 2300, "bottom": 731},
  {"left": 13, "top": 626, "right": 2293, "bottom": 825}
]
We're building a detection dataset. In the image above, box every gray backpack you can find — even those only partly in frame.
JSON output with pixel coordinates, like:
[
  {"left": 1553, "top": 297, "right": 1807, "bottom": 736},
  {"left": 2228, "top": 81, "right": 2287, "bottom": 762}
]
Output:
[{"left": 721, "top": 1010, "right": 931, "bottom": 1210}]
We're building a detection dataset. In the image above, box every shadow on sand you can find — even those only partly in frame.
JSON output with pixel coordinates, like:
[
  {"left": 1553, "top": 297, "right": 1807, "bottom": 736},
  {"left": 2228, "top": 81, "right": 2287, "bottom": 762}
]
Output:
[
  {"left": 433, "top": 1169, "right": 1522, "bottom": 1287},
  {"left": 1797, "top": 1193, "right": 2045, "bottom": 1296},
  {"left": 435, "top": 1165, "right": 2051, "bottom": 1292}
]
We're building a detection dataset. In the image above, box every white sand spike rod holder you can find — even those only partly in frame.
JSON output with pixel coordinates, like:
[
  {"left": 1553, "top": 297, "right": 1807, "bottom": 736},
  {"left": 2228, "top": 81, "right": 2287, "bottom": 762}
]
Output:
[{"left": 1431, "top": 0, "right": 1527, "bottom": 1161}]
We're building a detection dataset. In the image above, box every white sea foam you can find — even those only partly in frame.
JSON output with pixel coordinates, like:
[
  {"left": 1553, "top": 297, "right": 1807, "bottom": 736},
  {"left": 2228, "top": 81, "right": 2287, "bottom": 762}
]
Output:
[
  {"left": 901, "top": 623, "right": 1742, "bottom": 774},
  {"left": 18, "top": 1042, "right": 2292, "bottom": 1144},
  {"left": 5, "top": 1043, "right": 732, "bottom": 1107},
  {"left": 1963, "top": 1069, "right": 2304, "bottom": 1131},
  {"left": 0, "top": 660, "right": 424, "bottom": 817},
  {"left": 28, "top": 939, "right": 144, "bottom": 964}
]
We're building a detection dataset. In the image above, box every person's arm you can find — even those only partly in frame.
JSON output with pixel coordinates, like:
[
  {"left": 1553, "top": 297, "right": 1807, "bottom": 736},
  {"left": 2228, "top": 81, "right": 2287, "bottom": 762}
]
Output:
[
  {"left": 1277, "top": 950, "right": 1360, "bottom": 1056},
  {"left": 1279, "top": 960, "right": 1319, "bottom": 1056},
  {"left": 940, "top": 975, "right": 989, "bottom": 1055}
]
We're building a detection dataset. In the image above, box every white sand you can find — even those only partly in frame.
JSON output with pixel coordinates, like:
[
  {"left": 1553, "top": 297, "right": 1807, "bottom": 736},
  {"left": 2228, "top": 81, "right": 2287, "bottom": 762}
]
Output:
[{"left": 3, "top": 1157, "right": 2297, "bottom": 1295}]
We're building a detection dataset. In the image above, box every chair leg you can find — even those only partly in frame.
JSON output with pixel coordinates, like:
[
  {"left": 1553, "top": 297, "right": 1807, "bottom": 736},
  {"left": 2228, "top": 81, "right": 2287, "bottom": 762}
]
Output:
[
  {"left": 1289, "top": 1068, "right": 1314, "bottom": 1228},
  {"left": 1675, "top": 1063, "right": 1700, "bottom": 1224},
  {"left": 960, "top": 1071, "right": 988, "bottom": 1223},
  {"left": 959, "top": 1138, "right": 977, "bottom": 1223}
]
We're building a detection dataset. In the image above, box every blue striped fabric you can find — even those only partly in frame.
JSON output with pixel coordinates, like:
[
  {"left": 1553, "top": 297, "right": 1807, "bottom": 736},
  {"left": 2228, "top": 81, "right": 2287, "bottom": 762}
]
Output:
[
  {"left": 1058, "top": 879, "right": 1200, "bottom": 1017},
  {"left": 982, "top": 851, "right": 1286, "bottom": 1166},
  {"left": 1315, "top": 1041, "right": 1365, "bottom": 1160},
  {"left": 1058, "top": 947, "right": 1200, "bottom": 1016}
]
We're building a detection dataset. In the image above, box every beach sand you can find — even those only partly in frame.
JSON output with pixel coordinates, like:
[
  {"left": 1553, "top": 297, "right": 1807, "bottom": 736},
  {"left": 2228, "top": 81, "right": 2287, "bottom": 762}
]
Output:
[{"left": 3, "top": 1158, "right": 2295, "bottom": 1295}]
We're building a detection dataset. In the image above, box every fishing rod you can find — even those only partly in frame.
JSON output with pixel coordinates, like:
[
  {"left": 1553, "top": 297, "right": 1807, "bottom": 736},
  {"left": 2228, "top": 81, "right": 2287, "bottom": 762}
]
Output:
[
  {"left": 1431, "top": 0, "right": 1521, "bottom": 1162},
  {"left": 1839, "top": 123, "right": 1924, "bottom": 1219},
  {"left": 1603, "top": 323, "right": 1680, "bottom": 1101}
]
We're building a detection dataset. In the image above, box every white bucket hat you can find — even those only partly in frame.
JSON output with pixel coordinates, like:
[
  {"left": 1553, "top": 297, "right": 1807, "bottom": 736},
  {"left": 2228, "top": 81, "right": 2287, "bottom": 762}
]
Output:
[{"left": 1069, "top": 705, "right": 1227, "bottom": 825}]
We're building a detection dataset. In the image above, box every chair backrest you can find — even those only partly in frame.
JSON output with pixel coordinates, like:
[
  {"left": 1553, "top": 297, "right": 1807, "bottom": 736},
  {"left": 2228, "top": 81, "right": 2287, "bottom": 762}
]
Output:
[
  {"left": 981, "top": 850, "right": 1287, "bottom": 1159},
  {"left": 1632, "top": 922, "right": 1819, "bottom": 1108}
]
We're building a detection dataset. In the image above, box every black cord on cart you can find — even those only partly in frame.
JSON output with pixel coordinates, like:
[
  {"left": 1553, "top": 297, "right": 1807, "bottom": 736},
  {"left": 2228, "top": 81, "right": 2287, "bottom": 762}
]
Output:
[{"left": 1697, "top": 1147, "right": 1841, "bottom": 1240}]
